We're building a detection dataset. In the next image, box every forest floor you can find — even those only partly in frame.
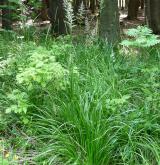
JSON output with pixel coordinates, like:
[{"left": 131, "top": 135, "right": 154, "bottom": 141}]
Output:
[
  {"left": 2, "top": 7, "right": 160, "bottom": 165},
  {"left": 0, "top": 26, "right": 159, "bottom": 164},
  {"left": 120, "top": 9, "right": 144, "bottom": 28},
  {"left": 0, "top": 8, "right": 145, "bottom": 36}
]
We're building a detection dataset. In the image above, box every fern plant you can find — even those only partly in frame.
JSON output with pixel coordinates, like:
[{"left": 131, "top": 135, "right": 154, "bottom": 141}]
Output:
[{"left": 121, "top": 26, "right": 160, "bottom": 48}]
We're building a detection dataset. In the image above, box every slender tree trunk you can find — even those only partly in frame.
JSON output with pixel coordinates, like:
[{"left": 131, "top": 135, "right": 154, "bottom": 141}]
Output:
[
  {"left": 99, "top": 0, "right": 120, "bottom": 44},
  {"left": 48, "top": 0, "right": 70, "bottom": 35},
  {"left": 90, "top": 0, "right": 96, "bottom": 13},
  {"left": 127, "top": 0, "right": 140, "bottom": 20},
  {"left": 40, "top": 0, "right": 49, "bottom": 20},
  {"left": 146, "top": 0, "right": 160, "bottom": 34},
  {"left": 140, "top": 0, "right": 144, "bottom": 9},
  {"left": 145, "top": 0, "right": 150, "bottom": 25}
]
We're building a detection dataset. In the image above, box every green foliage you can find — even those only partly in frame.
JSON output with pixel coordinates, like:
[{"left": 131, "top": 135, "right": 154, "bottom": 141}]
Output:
[
  {"left": 33, "top": 42, "right": 160, "bottom": 165},
  {"left": 0, "top": 156, "right": 9, "bottom": 165},
  {"left": 0, "top": 31, "right": 160, "bottom": 165},
  {"left": 0, "top": 140, "right": 19, "bottom": 165},
  {"left": 121, "top": 26, "right": 160, "bottom": 47},
  {"left": 6, "top": 89, "right": 29, "bottom": 115},
  {"left": 0, "top": 42, "right": 69, "bottom": 119},
  {"left": 16, "top": 47, "right": 68, "bottom": 90}
]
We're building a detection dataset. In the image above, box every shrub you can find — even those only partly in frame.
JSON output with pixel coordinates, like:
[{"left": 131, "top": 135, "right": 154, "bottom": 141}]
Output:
[{"left": 0, "top": 43, "right": 69, "bottom": 123}]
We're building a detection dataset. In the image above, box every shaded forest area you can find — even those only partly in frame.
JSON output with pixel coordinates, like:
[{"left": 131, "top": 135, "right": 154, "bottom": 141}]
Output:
[
  {"left": 1, "top": 0, "right": 160, "bottom": 37},
  {"left": 0, "top": 0, "right": 160, "bottom": 164}
]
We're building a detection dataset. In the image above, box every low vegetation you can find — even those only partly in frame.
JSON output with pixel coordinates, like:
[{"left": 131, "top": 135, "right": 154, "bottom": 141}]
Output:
[{"left": 0, "top": 27, "right": 160, "bottom": 164}]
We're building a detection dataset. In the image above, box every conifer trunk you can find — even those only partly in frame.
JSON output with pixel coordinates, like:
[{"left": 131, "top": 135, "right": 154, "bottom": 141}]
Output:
[
  {"left": 99, "top": 0, "right": 120, "bottom": 44},
  {"left": 145, "top": 0, "right": 160, "bottom": 34},
  {"left": 48, "top": 0, "right": 70, "bottom": 35},
  {"left": 127, "top": 0, "right": 140, "bottom": 20}
]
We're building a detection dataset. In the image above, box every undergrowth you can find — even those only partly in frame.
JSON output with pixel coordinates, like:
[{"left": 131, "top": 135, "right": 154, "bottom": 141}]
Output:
[{"left": 0, "top": 30, "right": 160, "bottom": 165}]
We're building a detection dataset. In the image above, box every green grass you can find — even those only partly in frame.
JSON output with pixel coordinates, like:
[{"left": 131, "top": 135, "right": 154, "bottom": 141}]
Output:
[{"left": 0, "top": 30, "right": 160, "bottom": 165}]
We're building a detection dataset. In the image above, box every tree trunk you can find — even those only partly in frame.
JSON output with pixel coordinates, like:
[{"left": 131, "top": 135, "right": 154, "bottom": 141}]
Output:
[
  {"left": 90, "top": 0, "right": 96, "bottom": 13},
  {"left": 125, "top": 0, "right": 129, "bottom": 9},
  {"left": 99, "top": 0, "right": 120, "bottom": 44},
  {"left": 146, "top": 0, "right": 160, "bottom": 34},
  {"left": 48, "top": 0, "right": 70, "bottom": 35},
  {"left": 127, "top": 0, "right": 140, "bottom": 20},
  {"left": 145, "top": 0, "right": 150, "bottom": 25},
  {"left": 2, "top": 0, "right": 12, "bottom": 30},
  {"left": 140, "top": 0, "right": 144, "bottom": 9},
  {"left": 40, "top": 0, "right": 49, "bottom": 20}
]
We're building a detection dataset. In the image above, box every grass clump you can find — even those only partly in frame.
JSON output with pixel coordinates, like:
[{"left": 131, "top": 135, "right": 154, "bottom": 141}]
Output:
[
  {"left": 34, "top": 42, "right": 160, "bottom": 164},
  {"left": 0, "top": 31, "right": 160, "bottom": 165}
]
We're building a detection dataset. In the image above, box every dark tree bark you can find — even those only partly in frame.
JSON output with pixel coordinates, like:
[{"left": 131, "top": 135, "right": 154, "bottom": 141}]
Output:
[
  {"left": 146, "top": 0, "right": 160, "bottom": 34},
  {"left": 99, "top": 0, "right": 120, "bottom": 44},
  {"left": 89, "top": 0, "right": 99, "bottom": 13},
  {"left": 90, "top": 0, "right": 96, "bottom": 13},
  {"left": 48, "top": 0, "right": 70, "bottom": 35},
  {"left": 127, "top": 0, "right": 140, "bottom": 20},
  {"left": 145, "top": 0, "right": 150, "bottom": 25},
  {"left": 1, "top": 0, "right": 12, "bottom": 30},
  {"left": 140, "top": 0, "right": 144, "bottom": 9},
  {"left": 40, "top": 0, "right": 49, "bottom": 20}
]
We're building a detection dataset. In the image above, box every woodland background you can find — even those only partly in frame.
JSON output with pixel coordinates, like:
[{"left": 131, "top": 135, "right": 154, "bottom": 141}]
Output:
[{"left": 0, "top": 0, "right": 160, "bottom": 164}]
